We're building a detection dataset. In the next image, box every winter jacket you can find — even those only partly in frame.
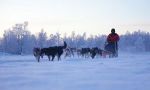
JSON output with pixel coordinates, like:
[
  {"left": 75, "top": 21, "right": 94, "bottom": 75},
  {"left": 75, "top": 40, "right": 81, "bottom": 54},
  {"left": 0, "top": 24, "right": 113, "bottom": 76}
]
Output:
[{"left": 107, "top": 33, "right": 119, "bottom": 43}]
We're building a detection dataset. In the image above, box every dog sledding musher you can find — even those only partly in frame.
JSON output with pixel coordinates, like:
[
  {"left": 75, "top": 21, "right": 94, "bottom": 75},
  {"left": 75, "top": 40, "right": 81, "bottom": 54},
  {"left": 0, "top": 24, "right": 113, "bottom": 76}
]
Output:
[{"left": 104, "top": 28, "right": 120, "bottom": 57}]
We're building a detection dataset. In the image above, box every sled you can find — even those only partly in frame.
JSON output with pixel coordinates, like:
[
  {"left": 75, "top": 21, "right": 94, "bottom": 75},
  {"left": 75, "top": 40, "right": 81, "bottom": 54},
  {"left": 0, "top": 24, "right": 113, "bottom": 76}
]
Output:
[{"left": 104, "top": 42, "right": 118, "bottom": 58}]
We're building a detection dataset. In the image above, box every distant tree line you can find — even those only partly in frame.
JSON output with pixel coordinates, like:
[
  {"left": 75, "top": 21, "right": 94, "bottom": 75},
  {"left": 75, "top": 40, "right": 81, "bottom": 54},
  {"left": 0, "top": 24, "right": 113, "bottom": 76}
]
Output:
[{"left": 0, "top": 22, "right": 150, "bottom": 54}]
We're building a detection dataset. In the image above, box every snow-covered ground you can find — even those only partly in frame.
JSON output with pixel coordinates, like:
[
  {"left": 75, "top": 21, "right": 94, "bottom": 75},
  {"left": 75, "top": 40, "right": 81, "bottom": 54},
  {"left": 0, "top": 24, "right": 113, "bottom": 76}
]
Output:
[{"left": 0, "top": 52, "right": 150, "bottom": 90}]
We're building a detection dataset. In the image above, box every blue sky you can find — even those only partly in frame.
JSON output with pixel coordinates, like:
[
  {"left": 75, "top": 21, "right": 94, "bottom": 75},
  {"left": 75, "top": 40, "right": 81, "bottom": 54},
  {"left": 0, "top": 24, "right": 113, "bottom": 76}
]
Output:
[{"left": 0, "top": 0, "right": 150, "bottom": 37}]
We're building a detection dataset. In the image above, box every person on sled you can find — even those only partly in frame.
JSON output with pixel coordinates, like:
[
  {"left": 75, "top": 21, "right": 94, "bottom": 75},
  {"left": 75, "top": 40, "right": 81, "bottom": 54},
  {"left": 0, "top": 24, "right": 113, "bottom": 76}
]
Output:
[{"left": 105, "top": 28, "right": 120, "bottom": 57}]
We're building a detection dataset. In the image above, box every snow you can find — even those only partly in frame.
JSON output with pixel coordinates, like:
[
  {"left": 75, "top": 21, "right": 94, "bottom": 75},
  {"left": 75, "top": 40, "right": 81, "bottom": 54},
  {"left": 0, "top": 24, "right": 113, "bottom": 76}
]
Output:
[{"left": 0, "top": 52, "right": 150, "bottom": 90}]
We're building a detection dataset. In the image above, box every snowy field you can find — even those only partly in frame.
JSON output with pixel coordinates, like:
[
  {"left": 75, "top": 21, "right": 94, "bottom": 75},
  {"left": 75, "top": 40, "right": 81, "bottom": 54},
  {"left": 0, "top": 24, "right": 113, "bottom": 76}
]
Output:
[{"left": 0, "top": 52, "right": 150, "bottom": 90}]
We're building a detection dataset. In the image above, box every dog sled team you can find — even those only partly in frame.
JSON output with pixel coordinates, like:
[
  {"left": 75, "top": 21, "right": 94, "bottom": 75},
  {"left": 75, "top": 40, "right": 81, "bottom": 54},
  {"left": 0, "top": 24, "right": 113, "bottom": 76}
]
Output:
[{"left": 33, "top": 28, "right": 119, "bottom": 62}]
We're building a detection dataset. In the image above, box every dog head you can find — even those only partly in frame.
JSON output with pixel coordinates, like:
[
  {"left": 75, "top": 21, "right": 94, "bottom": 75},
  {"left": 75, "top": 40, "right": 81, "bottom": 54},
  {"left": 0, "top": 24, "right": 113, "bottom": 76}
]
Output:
[
  {"left": 33, "top": 47, "right": 41, "bottom": 56},
  {"left": 63, "top": 41, "right": 67, "bottom": 49}
]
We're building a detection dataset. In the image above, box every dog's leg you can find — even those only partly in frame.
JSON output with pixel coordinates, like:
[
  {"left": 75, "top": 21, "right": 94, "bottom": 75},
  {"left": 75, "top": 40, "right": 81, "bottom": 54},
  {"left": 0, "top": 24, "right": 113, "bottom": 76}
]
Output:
[
  {"left": 48, "top": 56, "right": 50, "bottom": 61},
  {"left": 36, "top": 55, "right": 40, "bottom": 62},
  {"left": 57, "top": 54, "right": 61, "bottom": 61},
  {"left": 51, "top": 55, "right": 55, "bottom": 61},
  {"left": 38, "top": 56, "right": 40, "bottom": 62}
]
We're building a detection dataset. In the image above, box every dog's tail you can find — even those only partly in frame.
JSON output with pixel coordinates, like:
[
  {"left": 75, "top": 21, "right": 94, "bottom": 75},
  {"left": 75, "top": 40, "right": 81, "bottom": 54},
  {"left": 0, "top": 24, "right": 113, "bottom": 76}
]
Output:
[{"left": 63, "top": 41, "right": 67, "bottom": 49}]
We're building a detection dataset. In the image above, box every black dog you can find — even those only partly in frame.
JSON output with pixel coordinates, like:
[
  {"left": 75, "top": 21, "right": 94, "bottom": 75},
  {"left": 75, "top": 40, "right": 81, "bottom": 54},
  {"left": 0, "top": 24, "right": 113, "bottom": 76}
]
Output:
[
  {"left": 80, "top": 48, "right": 91, "bottom": 58},
  {"left": 90, "top": 47, "right": 102, "bottom": 59},
  {"left": 40, "top": 41, "right": 67, "bottom": 61}
]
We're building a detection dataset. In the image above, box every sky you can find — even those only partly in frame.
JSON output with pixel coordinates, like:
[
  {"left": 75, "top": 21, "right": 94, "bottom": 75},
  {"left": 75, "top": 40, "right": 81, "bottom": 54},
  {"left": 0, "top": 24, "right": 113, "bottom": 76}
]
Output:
[{"left": 0, "top": 0, "right": 150, "bottom": 37}]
